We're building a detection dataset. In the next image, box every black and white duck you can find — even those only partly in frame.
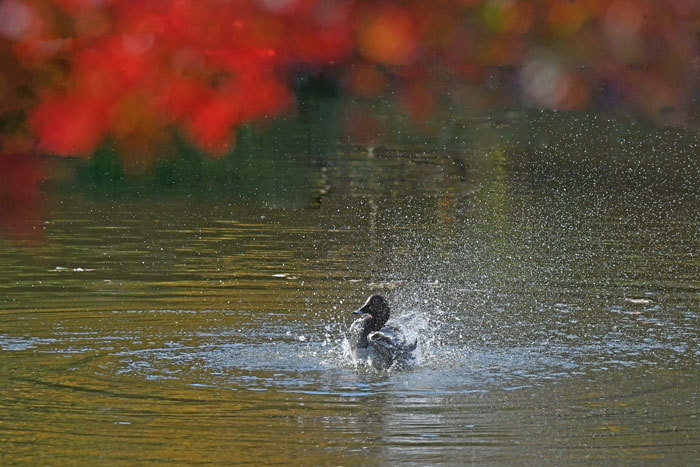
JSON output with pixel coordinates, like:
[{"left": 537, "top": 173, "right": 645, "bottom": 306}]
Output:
[{"left": 348, "top": 294, "right": 418, "bottom": 369}]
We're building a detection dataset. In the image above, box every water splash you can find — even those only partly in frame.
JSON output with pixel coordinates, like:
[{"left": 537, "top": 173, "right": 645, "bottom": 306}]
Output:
[{"left": 331, "top": 291, "right": 434, "bottom": 372}]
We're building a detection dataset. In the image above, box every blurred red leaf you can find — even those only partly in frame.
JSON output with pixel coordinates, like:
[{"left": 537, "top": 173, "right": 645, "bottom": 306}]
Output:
[
  {"left": 31, "top": 95, "right": 110, "bottom": 156},
  {"left": 357, "top": 7, "right": 418, "bottom": 66},
  {"left": 0, "top": 0, "right": 693, "bottom": 167}
]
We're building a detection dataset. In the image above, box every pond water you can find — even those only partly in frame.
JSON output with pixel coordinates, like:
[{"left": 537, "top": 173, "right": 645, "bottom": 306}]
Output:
[{"left": 1, "top": 113, "right": 699, "bottom": 463}]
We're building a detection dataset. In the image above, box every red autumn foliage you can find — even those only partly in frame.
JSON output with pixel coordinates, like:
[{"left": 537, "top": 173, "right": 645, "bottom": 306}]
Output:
[
  {"left": 3, "top": 0, "right": 359, "bottom": 161},
  {"left": 0, "top": 0, "right": 697, "bottom": 163},
  {"left": 32, "top": 94, "right": 110, "bottom": 155}
]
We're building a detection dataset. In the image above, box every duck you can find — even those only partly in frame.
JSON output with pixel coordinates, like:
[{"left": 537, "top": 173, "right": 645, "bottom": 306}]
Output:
[{"left": 348, "top": 294, "right": 418, "bottom": 369}]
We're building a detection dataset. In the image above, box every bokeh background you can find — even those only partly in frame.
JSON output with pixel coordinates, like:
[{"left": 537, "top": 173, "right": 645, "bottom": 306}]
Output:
[{"left": 1, "top": 0, "right": 699, "bottom": 232}]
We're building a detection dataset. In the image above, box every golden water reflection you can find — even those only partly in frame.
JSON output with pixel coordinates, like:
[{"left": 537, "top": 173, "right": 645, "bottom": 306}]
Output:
[{"left": 1, "top": 124, "right": 699, "bottom": 463}]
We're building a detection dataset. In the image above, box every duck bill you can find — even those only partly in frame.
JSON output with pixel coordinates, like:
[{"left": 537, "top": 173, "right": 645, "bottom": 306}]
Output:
[{"left": 352, "top": 307, "right": 368, "bottom": 315}]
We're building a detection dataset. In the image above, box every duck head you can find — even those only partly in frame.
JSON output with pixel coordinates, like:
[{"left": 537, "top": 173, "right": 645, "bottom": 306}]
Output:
[{"left": 352, "top": 294, "right": 390, "bottom": 329}]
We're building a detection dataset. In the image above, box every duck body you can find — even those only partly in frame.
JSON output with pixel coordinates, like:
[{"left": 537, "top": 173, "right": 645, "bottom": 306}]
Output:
[{"left": 348, "top": 295, "right": 418, "bottom": 369}]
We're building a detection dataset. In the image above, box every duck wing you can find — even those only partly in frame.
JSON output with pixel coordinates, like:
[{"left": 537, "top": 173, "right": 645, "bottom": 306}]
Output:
[{"left": 367, "top": 327, "right": 417, "bottom": 365}]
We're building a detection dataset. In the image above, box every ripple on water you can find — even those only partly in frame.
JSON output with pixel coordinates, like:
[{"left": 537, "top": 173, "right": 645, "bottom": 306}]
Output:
[
  {"left": 1, "top": 301, "right": 697, "bottom": 399},
  {"left": 93, "top": 310, "right": 680, "bottom": 400}
]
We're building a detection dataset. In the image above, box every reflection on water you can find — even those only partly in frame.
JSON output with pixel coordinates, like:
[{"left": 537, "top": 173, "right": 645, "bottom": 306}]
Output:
[{"left": 1, "top": 113, "right": 699, "bottom": 463}]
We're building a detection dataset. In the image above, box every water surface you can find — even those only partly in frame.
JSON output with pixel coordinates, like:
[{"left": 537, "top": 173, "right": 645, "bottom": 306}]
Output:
[{"left": 1, "top": 113, "right": 699, "bottom": 463}]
